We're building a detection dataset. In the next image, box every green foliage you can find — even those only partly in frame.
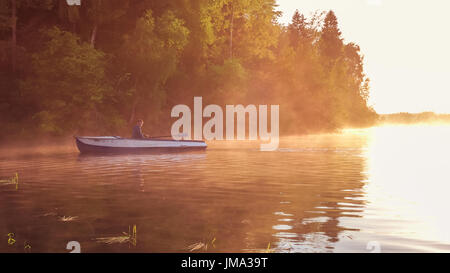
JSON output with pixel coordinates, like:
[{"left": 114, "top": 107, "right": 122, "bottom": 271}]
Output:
[
  {"left": 119, "top": 9, "right": 189, "bottom": 125},
  {"left": 21, "top": 27, "right": 119, "bottom": 135},
  {"left": 0, "top": 2, "right": 377, "bottom": 138},
  {"left": 205, "top": 0, "right": 280, "bottom": 63},
  {"left": 207, "top": 58, "right": 248, "bottom": 102}
]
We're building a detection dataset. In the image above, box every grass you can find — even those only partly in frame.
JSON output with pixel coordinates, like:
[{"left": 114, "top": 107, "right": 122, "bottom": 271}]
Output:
[
  {"left": 265, "top": 242, "right": 274, "bottom": 253},
  {"left": 7, "top": 233, "right": 16, "bottom": 246},
  {"left": 0, "top": 172, "right": 19, "bottom": 190},
  {"left": 95, "top": 225, "right": 137, "bottom": 247},
  {"left": 186, "top": 237, "right": 216, "bottom": 252},
  {"left": 24, "top": 242, "right": 32, "bottom": 252},
  {"left": 59, "top": 216, "right": 79, "bottom": 222}
]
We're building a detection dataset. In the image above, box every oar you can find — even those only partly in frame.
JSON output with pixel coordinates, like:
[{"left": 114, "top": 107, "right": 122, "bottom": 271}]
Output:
[{"left": 147, "top": 133, "right": 189, "bottom": 139}]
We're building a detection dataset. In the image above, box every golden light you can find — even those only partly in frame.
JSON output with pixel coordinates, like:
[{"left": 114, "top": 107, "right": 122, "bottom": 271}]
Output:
[{"left": 363, "top": 125, "right": 450, "bottom": 248}]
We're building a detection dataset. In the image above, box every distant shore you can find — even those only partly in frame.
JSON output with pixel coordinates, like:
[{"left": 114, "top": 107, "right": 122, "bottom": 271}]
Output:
[
  {"left": 3, "top": 112, "right": 450, "bottom": 153},
  {"left": 378, "top": 112, "right": 450, "bottom": 125}
]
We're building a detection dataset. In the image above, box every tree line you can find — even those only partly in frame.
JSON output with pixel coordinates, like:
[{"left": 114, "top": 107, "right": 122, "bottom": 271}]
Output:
[{"left": 0, "top": 0, "right": 377, "bottom": 139}]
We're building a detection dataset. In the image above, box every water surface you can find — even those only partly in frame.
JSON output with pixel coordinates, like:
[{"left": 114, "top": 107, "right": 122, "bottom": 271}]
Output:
[{"left": 1, "top": 125, "right": 450, "bottom": 252}]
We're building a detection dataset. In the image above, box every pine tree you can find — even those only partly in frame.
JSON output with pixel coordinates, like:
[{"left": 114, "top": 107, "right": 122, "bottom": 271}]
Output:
[
  {"left": 288, "top": 10, "right": 307, "bottom": 46},
  {"left": 320, "top": 10, "right": 343, "bottom": 61}
]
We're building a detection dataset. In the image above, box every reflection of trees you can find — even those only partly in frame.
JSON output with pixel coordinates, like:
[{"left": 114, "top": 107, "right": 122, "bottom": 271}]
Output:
[
  {"left": 0, "top": 139, "right": 367, "bottom": 253},
  {"left": 269, "top": 150, "right": 367, "bottom": 252},
  {"left": 168, "top": 143, "right": 368, "bottom": 253}
]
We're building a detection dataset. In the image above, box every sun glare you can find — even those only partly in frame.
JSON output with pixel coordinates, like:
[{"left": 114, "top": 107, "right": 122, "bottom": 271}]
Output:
[{"left": 364, "top": 125, "right": 450, "bottom": 246}]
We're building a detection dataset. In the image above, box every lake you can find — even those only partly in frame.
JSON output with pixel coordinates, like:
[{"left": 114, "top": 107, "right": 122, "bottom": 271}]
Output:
[{"left": 1, "top": 125, "right": 450, "bottom": 253}]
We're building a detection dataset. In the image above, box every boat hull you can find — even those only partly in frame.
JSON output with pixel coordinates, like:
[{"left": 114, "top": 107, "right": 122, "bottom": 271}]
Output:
[{"left": 75, "top": 137, "right": 207, "bottom": 154}]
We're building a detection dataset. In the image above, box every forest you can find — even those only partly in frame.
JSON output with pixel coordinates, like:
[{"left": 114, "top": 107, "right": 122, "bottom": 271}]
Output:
[{"left": 0, "top": 0, "right": 378, "bottom": 140}]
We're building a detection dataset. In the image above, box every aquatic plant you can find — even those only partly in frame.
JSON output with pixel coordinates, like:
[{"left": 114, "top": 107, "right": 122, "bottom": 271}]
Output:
[
  {"left": 24, "top": 242, "right": 32, "bottom": 253},
  {"left": 6, "top": 233, "right": 32, "bottom": 252},
  {"left": 264, "top": 242, "right": 274, "bottom": 253},
  {"left": 95, "top": 225, "right": 137, "bottom": 247},
  {"left": 59, "top": 216, "right": 79, "bottom": 222},
  {"left": 40, "top": 212, "right": 58, "bottom": 217},
  {"left": 7, "top": 233, "right": 16, "bottom": 246},
  {"left": 186, "top": 237, "right": 216, "bottom": 252},
  {"left": 95, "top": 235, "right": 130, "bottom": 245},
  {"left": 0, "top": 173, "right": 19, "bottom": 190},
  {"left": 129, "top": 225, "right": 137, "bottom": 247}
]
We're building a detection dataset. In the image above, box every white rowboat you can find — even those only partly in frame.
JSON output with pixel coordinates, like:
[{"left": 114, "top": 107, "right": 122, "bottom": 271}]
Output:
[{"left": 75, "top": 136, "right": 207, "bottom": 154}]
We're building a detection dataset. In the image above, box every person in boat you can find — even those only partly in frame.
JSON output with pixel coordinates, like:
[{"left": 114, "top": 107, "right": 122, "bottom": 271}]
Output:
[{"left": 132, "top": 119, "right": 149, "bottom": 139}]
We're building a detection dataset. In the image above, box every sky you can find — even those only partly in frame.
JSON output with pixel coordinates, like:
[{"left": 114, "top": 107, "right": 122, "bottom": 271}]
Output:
[{"left": 276, "top": 0, "right": 450, "bottom": 114}]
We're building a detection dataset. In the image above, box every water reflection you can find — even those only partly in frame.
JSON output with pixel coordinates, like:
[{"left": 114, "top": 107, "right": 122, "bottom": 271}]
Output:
[
  {"left": 334, "top": 125, "right": 450, "bottom": 252},
  {"left": 0, "top": 126, "right": 450, "bottom": 252}
]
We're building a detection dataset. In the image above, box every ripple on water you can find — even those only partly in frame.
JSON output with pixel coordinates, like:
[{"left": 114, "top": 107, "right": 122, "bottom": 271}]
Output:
[{"left": 1, "top": 129, "right": 450, "bottom": 252}]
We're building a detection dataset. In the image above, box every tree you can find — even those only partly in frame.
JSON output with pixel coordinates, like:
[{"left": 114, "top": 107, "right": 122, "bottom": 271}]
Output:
[
  {"left": 319, "top": 10, "right": 343, "bottom": 61},
  {"left": 120, "top": 9, "right": 189, "bottom": 125},
  {"left": 234, "top": 0, "right": 280, "bottom": 62},
  {"left": 0, "top": 0, "right": 54, "bottom": 73},
  {"left": 206, "top": 0, "right": 280, "bottom": 63},
  {"left": 288, "top": 10, "right": 307, "bottom": 46},
  {"left": 57, "top": 0, "right": 81, "bottom": 33},
  {"left": 0, "top": 2, "right": 378, "bottom": 139},
  {"left": 21, "top": 27, "right": 116, "bottom": 134},
  {"left": 82, "top": 0, "right": 129, "bottom": 48}
]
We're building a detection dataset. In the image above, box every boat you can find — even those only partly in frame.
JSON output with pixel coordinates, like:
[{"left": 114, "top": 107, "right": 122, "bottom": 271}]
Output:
[{"left": 75, "top": 136, "right": 207, "bottom": 154}]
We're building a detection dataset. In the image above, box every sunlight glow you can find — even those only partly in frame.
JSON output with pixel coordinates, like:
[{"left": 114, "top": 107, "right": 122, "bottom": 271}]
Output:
[
  {"left": 364, "top": 125, "right": 450, "bottom": 245},
  {"left": 276, "top": 0, "right": 450, "bottom": 114}
]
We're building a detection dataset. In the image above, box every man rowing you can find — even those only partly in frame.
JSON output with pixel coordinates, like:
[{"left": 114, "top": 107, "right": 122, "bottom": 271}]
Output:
[{"left": 132, "top": 119, "right": 149, "bottom": 139}]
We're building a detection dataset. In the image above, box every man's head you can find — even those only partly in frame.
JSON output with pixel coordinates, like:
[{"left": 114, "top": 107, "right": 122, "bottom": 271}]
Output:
[{"left": 137, "top": 119, "right": 144, "bottom": 127}]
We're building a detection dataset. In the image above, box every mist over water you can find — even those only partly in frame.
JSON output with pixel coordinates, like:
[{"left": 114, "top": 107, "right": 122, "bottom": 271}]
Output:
[{"left": 0, "top": 125, "right": 450, "bottom": 252}]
